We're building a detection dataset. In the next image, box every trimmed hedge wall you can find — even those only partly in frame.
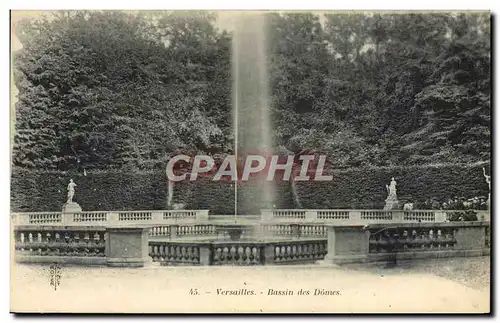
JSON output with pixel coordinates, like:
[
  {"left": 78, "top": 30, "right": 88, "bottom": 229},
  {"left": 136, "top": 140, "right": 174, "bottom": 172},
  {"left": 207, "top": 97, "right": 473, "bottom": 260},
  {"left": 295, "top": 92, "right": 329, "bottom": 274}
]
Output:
[
  {"left": 11, "top": 163, "right": 489, "bottom": 213},
  {"left": 10, "top": 168, "right": 237, "bottom": 214},
  {"left": 296, "top": 163, "right": 490, "bottom": 209}
]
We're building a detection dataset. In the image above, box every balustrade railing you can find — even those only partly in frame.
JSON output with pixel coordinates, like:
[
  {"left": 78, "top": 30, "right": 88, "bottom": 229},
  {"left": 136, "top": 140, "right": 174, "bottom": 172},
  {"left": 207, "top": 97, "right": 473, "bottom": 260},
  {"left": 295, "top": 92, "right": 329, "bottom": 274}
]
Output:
[
  {"left": 163, "top": 210, "right": 202, "bottom": 220},
  {"left": 12, "top": 209, "right": 490, "bottom": 228},
  {"left": 212, "top": 242, "right": 264, "bottom": 266},
  {"left": 360, "top": 211, "right": 393, "bottom": 220},
  {"left": 73, "top": 212, "right": 108, "bottom": 223},
  {"left": 317, "top": 210, "right": 350, "bottom": 220},
  {"left": 261, "top": 225, "right": 294, "bottom": 236},
  {"left": 177, "top": 225, "right": 215, "bottom": 237},
  {"left": 270, "top": 210, "right": 306, "bottom": 219},
  {"left": 299, "top": 225, "right": 327, "bottom": 237},
  {"left": 272, "top": 240, "right": 327, "bottom": 263},
  {"left": 28, "top": 212, "right": 62, "bottom": 224},
  {"left": 261, "top": 209, "right": 489, "bottom": 223},
  {"left": 149, "top": 226, "right": 171, "bottom": 237},
  {"left": 118, "top": 211, "right": 152, "bottom": 221},
  {"left": 148, "top": 223, "right": 328, "bottom": 239},
  {"left": 368, "top": 226, "right": 457, "bottom": 253},
  {"left": 149, "top": 242, "right": 201, "bottom": 265},
  {"left": 403, "top": 211, "right": 435, "bottom": 222},
  {"left": 12, "top": 210, "right": 211, "bottom": 226},
  {"left": 148, "top": 239, "right": 327, "bottom": 266},
  {"left": 14, "top": 226, "right": 106, "bottom": 260},
  {"left": 13, "top": 220, "right": 490, "bottom": 266}
]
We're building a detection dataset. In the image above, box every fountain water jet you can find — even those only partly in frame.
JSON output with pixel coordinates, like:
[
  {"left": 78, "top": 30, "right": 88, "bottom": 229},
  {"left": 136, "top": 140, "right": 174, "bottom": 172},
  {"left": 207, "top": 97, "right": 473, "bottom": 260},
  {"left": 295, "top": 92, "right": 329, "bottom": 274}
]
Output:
[{"left": 232, "top": 13, "right": 275, "bottom": 217}]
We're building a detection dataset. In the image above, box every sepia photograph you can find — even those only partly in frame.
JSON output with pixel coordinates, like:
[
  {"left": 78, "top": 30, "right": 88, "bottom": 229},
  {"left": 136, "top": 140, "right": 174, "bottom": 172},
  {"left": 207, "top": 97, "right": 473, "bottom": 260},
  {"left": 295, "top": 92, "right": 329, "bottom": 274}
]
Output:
[{"left": 9, "top": 9, "right": 491, "bottom": 313}]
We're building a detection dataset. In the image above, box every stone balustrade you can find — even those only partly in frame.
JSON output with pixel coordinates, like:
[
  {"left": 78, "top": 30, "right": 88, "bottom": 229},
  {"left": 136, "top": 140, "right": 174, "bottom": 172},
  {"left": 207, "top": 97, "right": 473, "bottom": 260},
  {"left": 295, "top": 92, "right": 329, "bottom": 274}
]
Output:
[
  {"left": 270, "top": 240, "right": 327, "bottom": 264},
  {"left": 148, "top": 223, "right": 327, "bottom": 239},
  {"left": 13, "top": 220, "right": 490, "bottom": 267},
  {"left": 261, "top": 209, "right": 490, "bottom": 223},
  {"left": 12, "top": 209, "right": 490, "bottom": 228},
  {"left": 149, "top": 242, "right": 203, "bottom": 265},
  {"left": 148, "top": 239, "right": 327, "bottom": 266},
  {"left": 321, "top": 221, "right": 491, "bottom": 265},
  {"left": 14, "top": 225, "right": 107, "bottom": 266},
  {"left": 11, "top": 210, "right": 210, "bottom": 226},
  {"left": 211, "top": 242, "right": 264, "bottom": 266}
]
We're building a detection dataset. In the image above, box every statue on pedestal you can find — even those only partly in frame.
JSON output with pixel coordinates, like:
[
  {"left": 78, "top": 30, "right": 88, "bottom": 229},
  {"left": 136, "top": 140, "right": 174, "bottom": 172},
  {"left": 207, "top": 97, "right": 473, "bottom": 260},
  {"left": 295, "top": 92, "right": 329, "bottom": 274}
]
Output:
[
  {"left": 384, "top": 177, "right": 400, "bottom": 210},
  {"left": 386, "top": 177, "right": 397, "bottom": 198},
  {"left": 62, "top": 179, "right": 82, "bottom": 213},
  {"left": 67, "top": 179, "right": 77, "bottom": 203}
]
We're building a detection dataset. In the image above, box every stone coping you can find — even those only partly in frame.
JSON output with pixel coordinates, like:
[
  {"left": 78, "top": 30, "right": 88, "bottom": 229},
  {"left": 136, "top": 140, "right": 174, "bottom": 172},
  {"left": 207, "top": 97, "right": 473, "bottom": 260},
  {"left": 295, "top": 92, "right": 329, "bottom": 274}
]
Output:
[
  {"left": 14, "top": 225, "right": 106, "bottom": 231},
  {"left": 12, "top": 209, "right": 210, "bottom": 214},
  {"left": 14, "top": 220, "right": 491, "bottom": 230},
  {"left": 261, "top": 209, "right": 487, "bottom": 212},
  {"left": 106, "top": 225, "right": 153, "bottom": 230},
  {"left": 149, "top": 237, "right": 326, "bottom": 245},
  {"left": 360, "top": 221, "right": 491, "bottom": 229}
]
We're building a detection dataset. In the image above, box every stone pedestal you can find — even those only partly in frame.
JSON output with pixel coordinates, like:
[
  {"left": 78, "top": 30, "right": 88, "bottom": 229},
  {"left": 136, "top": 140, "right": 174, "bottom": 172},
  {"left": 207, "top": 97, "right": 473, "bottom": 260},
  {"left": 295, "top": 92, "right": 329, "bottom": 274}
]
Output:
[
  {"left": 62, "top": 202, "right": 82, "bottom": 214},
  {"left": 384, "top": 198, "right": 399, "bottom": 210},
  {"left": 106, "top": 226, "right": 150, "bottom": 267},
  {"left": 435, "top": 211, "right": 447, "bottom": 222},
  {"left": 196, "top": 210, "right": 209, "bottom": 221},
  {"left": 261, "top": 210, "right": 274, "bottom": 221},
  {"left": 263, "top": 245, "right": 275, "bottom": 265},
  {"left": 199, "top": 244, "right": 211, "bottom": 266},
  {"left": 320, "top": 225, "right": 369, "bottom": 265},
  {"left": 305, "top": 211, "right": 317, "bottom": 221},
  {"left": 454, "top": 225, "right": 486, "bottom": 251}
]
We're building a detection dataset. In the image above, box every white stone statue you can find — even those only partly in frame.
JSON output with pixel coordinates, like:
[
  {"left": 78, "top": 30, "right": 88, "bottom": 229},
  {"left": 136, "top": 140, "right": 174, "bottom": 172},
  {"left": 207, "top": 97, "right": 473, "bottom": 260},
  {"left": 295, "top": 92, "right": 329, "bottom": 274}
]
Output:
[
  {"left": 386, "top": 177, "right": 397, "bottom": 198},
  {"left": 67, "top": 179, "right": 77, "bottom": 203},
  {"left": 483, "top": 167, "right": 490, "bottom": 191}
]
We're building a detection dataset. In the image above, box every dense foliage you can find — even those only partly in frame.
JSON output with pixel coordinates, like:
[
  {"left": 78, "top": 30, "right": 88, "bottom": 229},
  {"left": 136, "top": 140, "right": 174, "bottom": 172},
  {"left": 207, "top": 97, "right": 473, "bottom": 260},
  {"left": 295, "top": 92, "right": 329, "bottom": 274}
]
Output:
[
  {"left": 12, "top": 12, "right": 491, "bottom": 212},
  {"left": 11, "top": 163, "right": 489, "bottom": 213}
]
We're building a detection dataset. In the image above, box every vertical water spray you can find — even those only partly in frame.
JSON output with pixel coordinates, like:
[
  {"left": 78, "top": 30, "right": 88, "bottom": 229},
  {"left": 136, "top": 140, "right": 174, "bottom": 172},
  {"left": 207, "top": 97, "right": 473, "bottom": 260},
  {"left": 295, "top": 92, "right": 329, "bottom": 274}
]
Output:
[{"left": 232, "top": 13, "right": 275, "bottom": 216}]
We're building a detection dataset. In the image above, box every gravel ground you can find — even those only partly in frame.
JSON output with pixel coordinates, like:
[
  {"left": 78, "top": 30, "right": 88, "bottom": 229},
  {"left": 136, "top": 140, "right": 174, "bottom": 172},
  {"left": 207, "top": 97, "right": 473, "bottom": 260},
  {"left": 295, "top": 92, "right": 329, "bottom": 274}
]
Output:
[
  {"left": 342, "top": 256, "right": 491, "bottom": 292},
  {"left": 10, "top": 256, "right": 490, "bottom": 313}
]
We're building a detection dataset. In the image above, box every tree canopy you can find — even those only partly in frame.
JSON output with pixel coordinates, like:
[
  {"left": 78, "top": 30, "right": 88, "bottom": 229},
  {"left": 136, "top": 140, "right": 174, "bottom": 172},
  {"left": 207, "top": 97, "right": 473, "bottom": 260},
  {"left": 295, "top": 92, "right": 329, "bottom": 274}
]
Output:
[{"left": 12, "top": 11, "right": 491, "bottom": 172}]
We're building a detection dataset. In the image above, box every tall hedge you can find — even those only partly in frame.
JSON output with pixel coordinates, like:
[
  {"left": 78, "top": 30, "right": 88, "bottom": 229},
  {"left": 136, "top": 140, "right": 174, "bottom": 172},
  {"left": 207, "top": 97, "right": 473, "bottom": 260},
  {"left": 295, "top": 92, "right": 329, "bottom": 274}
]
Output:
[
  {"left": 296, "top": 162, "right": 490, "bottom": 209},
  {"left": 11, "top": 163, "right": 489, "bottom": 213},
  {"left": 9, "top": 168, "right": 237, "bottom": 214}
]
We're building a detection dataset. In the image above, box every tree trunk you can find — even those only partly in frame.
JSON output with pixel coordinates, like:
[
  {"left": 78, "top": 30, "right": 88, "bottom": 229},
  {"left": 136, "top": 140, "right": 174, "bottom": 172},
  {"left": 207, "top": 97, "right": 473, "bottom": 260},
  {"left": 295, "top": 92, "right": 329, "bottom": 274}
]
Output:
[
  {"left": 290, "top": 172, "right": 302, "bottom": 208},
  {"left": 167, "top": 179, "right": 174, "bottom": 208}
]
